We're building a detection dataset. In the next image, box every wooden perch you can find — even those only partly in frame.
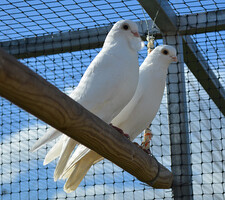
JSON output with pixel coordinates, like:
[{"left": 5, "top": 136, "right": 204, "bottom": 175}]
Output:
[{"left": 0, "top": 48, "right": 173, "bottom": 189}]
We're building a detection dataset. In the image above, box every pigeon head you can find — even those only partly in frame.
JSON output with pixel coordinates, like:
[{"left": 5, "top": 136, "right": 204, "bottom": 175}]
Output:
[
  {"left": 151, "top": 45, "right": 177, "bottom": 66},
  {"left": 105, "top": 20, "right": 144, "bottom": 51},
  {"left": 114, "top": 20, "right": 140, "bottom": 38}
]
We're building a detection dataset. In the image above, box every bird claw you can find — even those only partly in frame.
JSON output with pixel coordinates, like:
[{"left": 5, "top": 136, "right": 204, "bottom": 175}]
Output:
[
  {"left": 123, "top": 133, "right": 130, "bottom": 140},
  {"left": 133, "top": 142, "right": 138, "bottom": 145},
  {"left": 109, "top": 123, "right": 130, "bottom": 140},
  {"left": 109, "top": 123, "right": 123, "bottom": 133},
  {"left": 133, "top": 142, "right": 141, "bottom": 147},
  {"left": 143, "top": 149, "right": 151, "bottom": 155}
]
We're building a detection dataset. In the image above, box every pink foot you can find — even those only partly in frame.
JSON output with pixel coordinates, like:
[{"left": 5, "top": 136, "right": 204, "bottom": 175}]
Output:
[
  {"left": 143, "top": 149, "right": 151, "bottom": 155},
  {"left": 109, "top": 123, "right": 130, "bottom": 140},
  {"left": 133, "top": 142, "right": 141, "bottom": 147}
]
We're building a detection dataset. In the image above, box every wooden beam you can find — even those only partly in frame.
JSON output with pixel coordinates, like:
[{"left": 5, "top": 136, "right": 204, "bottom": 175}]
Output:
[
  {"left": 0, "top": 47, "right": 173, "bottom": 189},
  {"left": 178, "top": 10, "right": 225, "bottom": 35},
  {"left": 2, "top": 9, "right": 225, "bottom": 59},
  {"left": 0, "top": 21, "right": 161, "bottom": 59},
  {"left": 137, "top": 0, "right": 178, "bottom": 32},
  {"left": 183, "top": 35, "right": 225, "bottom": 116},
  {"left": 0, "top": 26, "right": 112, "bottom": 59},
  {"left": 164, "top": 35, "right": 193, "bottom": 199}
]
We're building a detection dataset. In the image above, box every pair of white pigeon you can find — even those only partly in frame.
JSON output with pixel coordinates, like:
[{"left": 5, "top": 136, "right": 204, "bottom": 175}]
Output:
[{"left": 30, "top": 19, "right": 177, "bottom": 193}]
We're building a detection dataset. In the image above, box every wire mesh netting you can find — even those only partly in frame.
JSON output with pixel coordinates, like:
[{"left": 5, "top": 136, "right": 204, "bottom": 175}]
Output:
[{"left": 0, "top": 0, "right": 225, "bottom": 199}]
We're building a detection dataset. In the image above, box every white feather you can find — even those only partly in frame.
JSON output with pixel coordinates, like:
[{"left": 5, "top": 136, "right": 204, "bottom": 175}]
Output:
[
  {"left": 63, "top": 150, "right": 102, "bottom": 193},
  {"left": 30, "top": 127, "right": 61, "bottom": 152},
  {"left": 60, "top": 45, "right": 177, "bottom": 192},
  {"left": 54, "top": 137, "right": 78, "bottom": 181},
  {"left": 31, "top": 19, "right": 143, "bottom": 152},
  {"left": 43, "top": 135, "right": 65, "bottom": 165},
  {"left": 60, "top": 144, "right": 92, "bottom": 180}
]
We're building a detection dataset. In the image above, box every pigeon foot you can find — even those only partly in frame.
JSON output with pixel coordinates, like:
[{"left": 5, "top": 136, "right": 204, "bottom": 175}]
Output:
[{"left": 109, "top": 123, "right": 130, "bottom": 140}]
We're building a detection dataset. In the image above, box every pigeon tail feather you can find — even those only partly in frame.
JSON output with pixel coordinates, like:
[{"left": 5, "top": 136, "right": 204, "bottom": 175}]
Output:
[
  {"left": 64, "top": 151, "right": 102, "bottom": 193},
  {"left": 43, "top": 136, "right": 64, "bottom": 165},
  {"left": 30, "top": 128, "right": 61, "bottom": 152},
  {"left": 54, "top": 138, "right": 78, "bottom": 181}
]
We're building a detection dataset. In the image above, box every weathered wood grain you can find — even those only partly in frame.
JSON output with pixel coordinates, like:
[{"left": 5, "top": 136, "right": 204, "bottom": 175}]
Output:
[{"left": 0, "top": 47, "right": 173, "bottom": 188}]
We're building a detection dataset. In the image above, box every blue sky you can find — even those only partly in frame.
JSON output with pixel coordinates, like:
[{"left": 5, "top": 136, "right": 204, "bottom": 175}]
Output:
[{"left": 1, "top": 0, "right": 225, "bottom": 199}]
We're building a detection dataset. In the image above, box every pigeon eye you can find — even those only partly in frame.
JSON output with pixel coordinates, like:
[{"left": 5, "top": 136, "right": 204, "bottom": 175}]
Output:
[
  {"left": 162, "top": 49, "right": 168, "bottom": 55},
  {"left": 123, "top": 24, "right": 129, "bottom": 30}
]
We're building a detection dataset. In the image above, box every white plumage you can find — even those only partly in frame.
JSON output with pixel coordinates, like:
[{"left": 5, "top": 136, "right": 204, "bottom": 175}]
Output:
[
  {"left": 112, "top": 45, "right": 177, "bottom": 140},
  {"left": 31, "top": 20, "right": 144, "bottom": 180},
  {"left": 60, "top": 45, "right": 177, "bottom": 193}
]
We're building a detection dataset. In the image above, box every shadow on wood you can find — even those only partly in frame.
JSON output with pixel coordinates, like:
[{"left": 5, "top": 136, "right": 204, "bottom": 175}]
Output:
[{"left": 0, "top": 47, "right": 173, "bottom": 189}]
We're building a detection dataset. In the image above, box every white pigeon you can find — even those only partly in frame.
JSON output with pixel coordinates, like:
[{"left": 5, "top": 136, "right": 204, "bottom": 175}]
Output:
[
  {"left": 49, "top": 45, "right": 177, "bottom": 193},
  {"left": 30, "top": 20, "right": 144, "bottom": 179}
]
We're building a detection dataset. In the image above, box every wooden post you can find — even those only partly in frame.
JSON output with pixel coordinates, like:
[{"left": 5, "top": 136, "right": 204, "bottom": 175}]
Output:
[
  {"left": 0, "top": 48, "right": 173, "bottom": 189},
  {"left": 164, "top": 35, "right": 193, "bottom": 199}
]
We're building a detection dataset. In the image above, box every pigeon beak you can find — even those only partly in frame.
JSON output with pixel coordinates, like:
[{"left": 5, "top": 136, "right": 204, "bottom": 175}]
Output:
[
  {"left": 131, "top": 31, "right": 140, "bottom": 37},
  {"left": 171, "top": 56, "right": 178, "bottom": 62}
]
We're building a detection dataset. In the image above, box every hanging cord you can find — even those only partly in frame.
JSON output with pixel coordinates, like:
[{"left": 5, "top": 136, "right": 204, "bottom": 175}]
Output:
[
  {"left": 141, "top": 7, "right": 160, "bottom": 54},
  {"left": 141, "top": 8, "right": 160, "bottom": 152}
]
